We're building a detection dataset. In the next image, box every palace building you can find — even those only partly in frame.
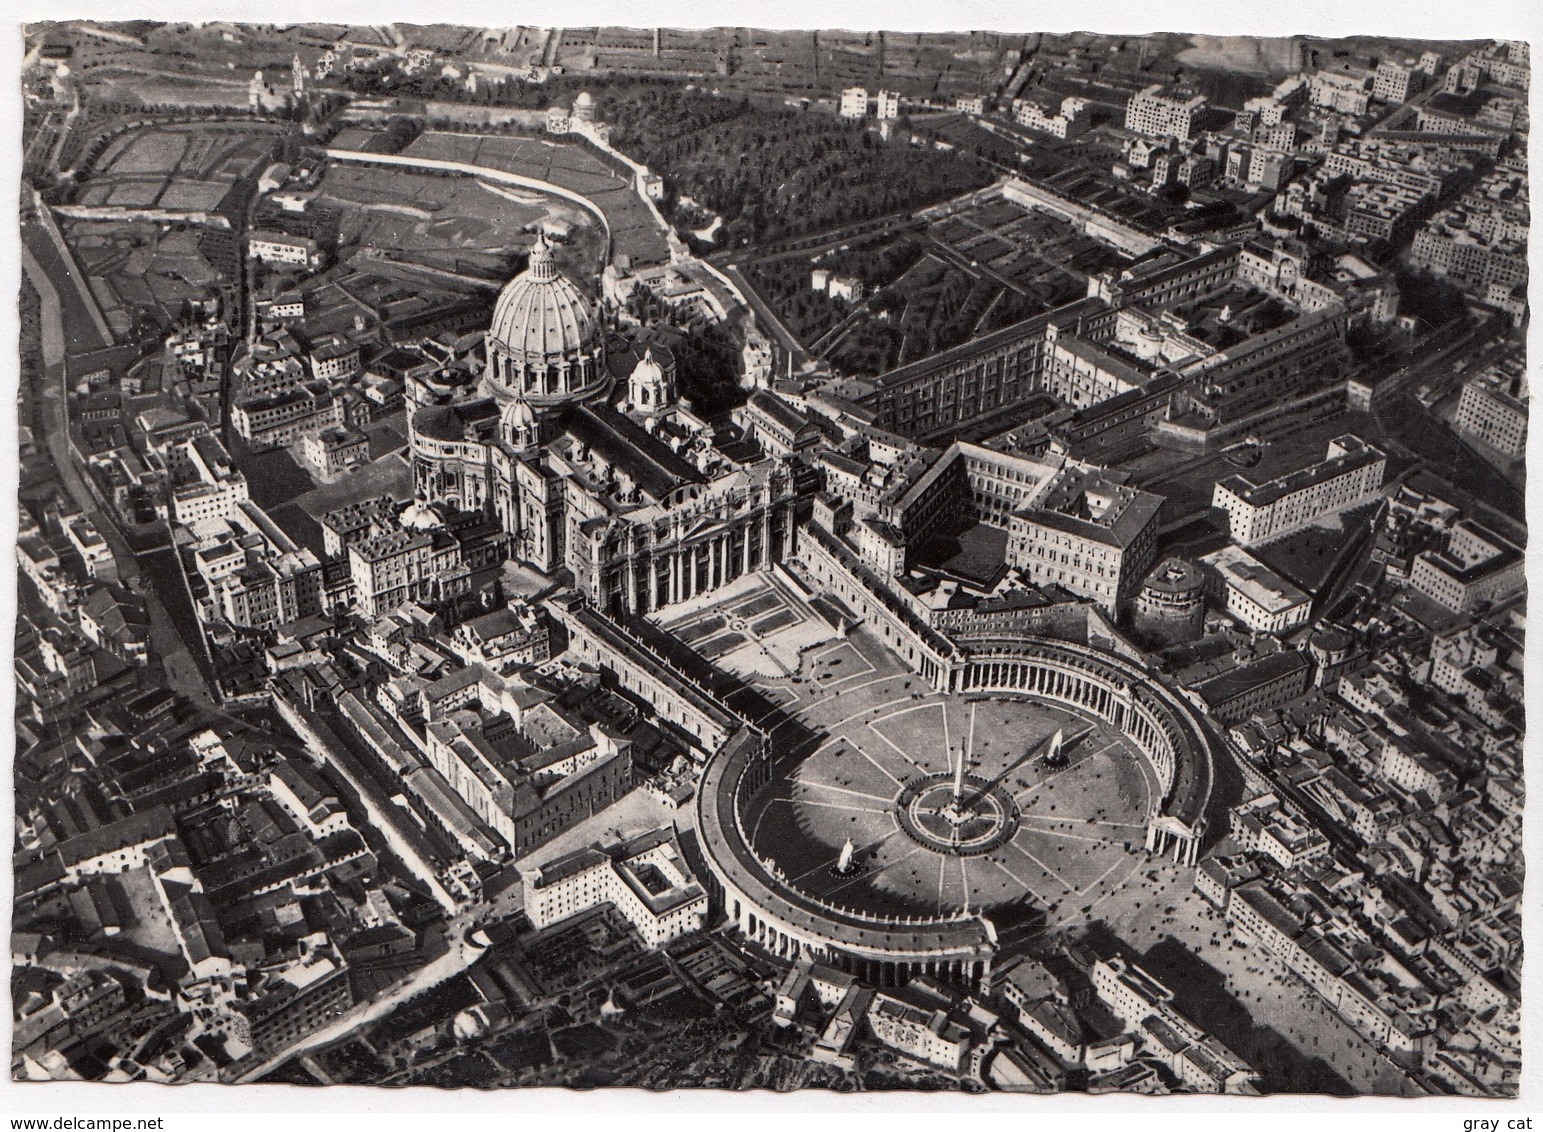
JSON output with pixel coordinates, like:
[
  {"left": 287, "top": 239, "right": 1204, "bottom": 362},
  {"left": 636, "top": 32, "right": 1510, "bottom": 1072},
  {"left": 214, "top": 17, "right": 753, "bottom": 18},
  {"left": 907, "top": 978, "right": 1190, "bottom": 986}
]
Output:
[{"left": 407, "top": 233, "right": 810, "bottom": 616}]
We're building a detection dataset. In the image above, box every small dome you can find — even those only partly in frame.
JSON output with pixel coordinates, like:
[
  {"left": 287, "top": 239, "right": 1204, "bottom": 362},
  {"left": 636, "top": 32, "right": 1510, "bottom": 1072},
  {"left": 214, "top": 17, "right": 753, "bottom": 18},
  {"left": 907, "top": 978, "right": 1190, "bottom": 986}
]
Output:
[
  {"left": 632, "top": 347, "right": 663, "bottom": 384},
  {"left": 486, "top": 232, "right": 597, "bottom": 363},
  {"left": 574, "top": 91, "right": 594, "bottom": 108},
  {"left": 399, "top": 495, "right": 445, "bottom": 530},
  {"left": 500, "top": 397, "right": 538, "bottom": 447}
]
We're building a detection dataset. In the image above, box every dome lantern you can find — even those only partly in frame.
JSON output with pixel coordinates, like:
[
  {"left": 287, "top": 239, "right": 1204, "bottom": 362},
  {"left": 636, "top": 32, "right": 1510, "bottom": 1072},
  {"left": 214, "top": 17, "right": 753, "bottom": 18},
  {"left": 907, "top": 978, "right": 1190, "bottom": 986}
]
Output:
[{"left": 525, "top": 230, "right": 559, "bottom": 283}]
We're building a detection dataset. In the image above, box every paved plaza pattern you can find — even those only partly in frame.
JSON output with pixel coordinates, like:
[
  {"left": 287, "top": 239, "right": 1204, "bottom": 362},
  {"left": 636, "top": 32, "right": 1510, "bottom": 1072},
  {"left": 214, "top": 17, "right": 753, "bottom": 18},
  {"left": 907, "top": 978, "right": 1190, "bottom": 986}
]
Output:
[
  {"left": 702, "top": 578, "right": 1161, "bottom": 929},
  {"left": 655, "top": 571, "right": 838, "bottom": 677}
]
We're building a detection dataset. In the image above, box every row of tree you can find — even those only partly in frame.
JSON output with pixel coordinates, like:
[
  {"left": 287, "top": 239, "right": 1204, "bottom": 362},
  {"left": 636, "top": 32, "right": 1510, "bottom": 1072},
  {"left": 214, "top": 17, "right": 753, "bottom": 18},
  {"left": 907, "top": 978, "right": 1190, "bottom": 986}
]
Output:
[{"left": 599, "top": 86, "right": 996, "bottom": 245}]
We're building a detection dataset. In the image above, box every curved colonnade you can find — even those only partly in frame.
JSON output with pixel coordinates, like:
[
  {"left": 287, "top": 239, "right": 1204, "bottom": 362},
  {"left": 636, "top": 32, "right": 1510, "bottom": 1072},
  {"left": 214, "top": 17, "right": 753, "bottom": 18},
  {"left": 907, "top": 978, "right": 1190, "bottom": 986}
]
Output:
[
  {"left": 952, "top": 636, "right": 1215, "bottom": 865},
  {"left": 695, "top": 730, "right": 999, "bottom": 990},
  {"left": 694, "top": 635, "right": 1218, "bottom": 986}
]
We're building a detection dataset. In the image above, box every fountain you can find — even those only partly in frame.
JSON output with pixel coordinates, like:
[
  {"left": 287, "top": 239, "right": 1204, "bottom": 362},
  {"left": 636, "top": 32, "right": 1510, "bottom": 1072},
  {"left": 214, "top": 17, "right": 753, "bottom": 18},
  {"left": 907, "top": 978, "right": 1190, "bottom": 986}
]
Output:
[{"left": 1043, "top": 728, "right": 1068, "bottom": 768}]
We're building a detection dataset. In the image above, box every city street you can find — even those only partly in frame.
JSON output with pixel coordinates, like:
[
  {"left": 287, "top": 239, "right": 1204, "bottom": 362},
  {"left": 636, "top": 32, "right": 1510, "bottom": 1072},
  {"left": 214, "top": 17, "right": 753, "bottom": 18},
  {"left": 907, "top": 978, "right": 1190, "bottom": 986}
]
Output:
[{"left": 22, "top": 229, "right": 213, "bottom": 704}]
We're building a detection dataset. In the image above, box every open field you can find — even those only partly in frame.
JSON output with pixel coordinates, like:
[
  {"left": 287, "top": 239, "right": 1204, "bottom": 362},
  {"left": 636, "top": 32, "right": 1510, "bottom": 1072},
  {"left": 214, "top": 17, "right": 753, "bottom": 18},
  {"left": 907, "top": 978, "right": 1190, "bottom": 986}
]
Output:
[
  {"left": 64, "top": 221, "right": 222, "bottom": 336},
  {"left": 88, "top": 119, "right": 285, "bottom": 184},
  {"left": 59, "top": 120, "right": 286, "bottom": 332},
  {"left": 398, "top": 131, "right": 672, "bottom": 266},
  {"left": 322, "top": 164, "right": 594, "bottom": 282}
]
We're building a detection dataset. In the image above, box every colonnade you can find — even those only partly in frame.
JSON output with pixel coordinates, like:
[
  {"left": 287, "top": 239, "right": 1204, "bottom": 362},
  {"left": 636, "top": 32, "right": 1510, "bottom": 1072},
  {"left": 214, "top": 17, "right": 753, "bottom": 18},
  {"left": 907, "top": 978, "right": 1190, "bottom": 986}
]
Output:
[
  {"left": 695, "top": 636, "right": 1215, "bottom": 990},
  {"left": 959, "top": 654, "right": 1126, "bottom": 723},
  {"left": 1146, "top": 822, "right": 1202, "bottom": 866},
  {"left": 792, "top": 525, "right": 957, "bottom": 685},
  {"left": 830, "top": 953, "right": 987, "bottom": 990},
  {"left": 602, "top": 510, "right": 796, "bottom": 616},
  {"left": 957, "top": 647, "right": 1208, "bottom": 864},
  {"left": 742, "top": 908, "right": 804, "bottom": 962},
  {"left": 732, "top": 902, "right": 988, "bottom": 989},
  {"left": 487, "top": 349, "right": 602, "bottom": 401},
  {"left": 645, "top": 519, "right": 763, "bottom": 611},
  {"left": 959, "top": 652, "right": 1186, "bottom": 800}
]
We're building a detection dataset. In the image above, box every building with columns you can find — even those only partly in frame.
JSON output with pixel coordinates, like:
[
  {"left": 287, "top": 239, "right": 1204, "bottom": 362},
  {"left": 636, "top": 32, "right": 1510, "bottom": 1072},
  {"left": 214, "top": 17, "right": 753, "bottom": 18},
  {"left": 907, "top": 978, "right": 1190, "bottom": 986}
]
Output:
[
  {"left": 688, "top": 632, "right": 1218, "bottom": 990},
  {"left": 407, "top": 233, "right": 811, "bottom": 617}
]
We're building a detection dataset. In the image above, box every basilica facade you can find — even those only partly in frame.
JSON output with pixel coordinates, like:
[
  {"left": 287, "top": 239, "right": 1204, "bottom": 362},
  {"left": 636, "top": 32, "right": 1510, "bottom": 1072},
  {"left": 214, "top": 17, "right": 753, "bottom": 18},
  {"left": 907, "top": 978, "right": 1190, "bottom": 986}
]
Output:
[{"left": 407, "top": 234, "right": 810, "bottom": 616}]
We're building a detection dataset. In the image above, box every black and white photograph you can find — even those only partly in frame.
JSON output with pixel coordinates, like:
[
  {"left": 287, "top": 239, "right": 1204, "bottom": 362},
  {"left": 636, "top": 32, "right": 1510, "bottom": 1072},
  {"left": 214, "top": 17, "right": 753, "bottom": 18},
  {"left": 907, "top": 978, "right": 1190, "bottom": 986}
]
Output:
[{"left": 9, "top": 9, "right": 1533, "bottom": 1106}]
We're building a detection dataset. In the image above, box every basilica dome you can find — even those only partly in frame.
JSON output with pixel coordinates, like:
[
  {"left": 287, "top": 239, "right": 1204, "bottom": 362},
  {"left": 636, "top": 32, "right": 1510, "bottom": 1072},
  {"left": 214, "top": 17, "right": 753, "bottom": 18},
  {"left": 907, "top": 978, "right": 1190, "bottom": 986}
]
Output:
[
  {"left": 488, "top": 234, "right": 595, "bottom": 359},
  {"left": 483, "top": 232, "right": 608, "bottom": 408}
]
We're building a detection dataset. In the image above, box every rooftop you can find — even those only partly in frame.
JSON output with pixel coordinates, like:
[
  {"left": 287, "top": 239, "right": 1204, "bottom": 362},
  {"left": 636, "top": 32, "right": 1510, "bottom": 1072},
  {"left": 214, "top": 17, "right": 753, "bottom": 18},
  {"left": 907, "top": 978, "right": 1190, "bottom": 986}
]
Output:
[
  {"left": 1195, "top": 650, "right": 1312, "bottom": 710},
  {"left": 351, "top": 529, "right": 433, "bottom": 563},
  {"left": 1201, "top": 545, "right": 1311, "bottom": 613},
  {"left": 560, "top": 402, "right": 705, "bottom": 502},
  {"left": 1142, "top": 557, "right": 1205, "bottom": 595},
  {"left": 1024, "top": 467, "right": 1164, "bottom": 549},
  {"left": 1216, "top": 435, "right": 1385, "bottom": 508},
  {"left": 410, "top": 398, "right": 500, "bottom": 444}
]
